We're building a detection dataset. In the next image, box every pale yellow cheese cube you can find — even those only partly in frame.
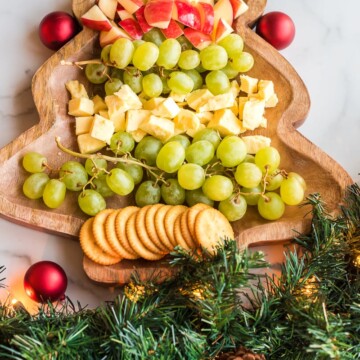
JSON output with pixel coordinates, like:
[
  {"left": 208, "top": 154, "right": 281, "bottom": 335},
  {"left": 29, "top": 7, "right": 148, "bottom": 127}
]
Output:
[
  {"left": 196, "top": 111, "right": 213, "bottom": 124},
  {"left": 207, "top": 109, "right": 245, "bottom": 136},
  {"left": 90, "top": 114, "right": 115, "bottom": 144},
  {"left": 98, "top": 110, "right": 109, "bottom": 119},
  {"left": 109, "top": 112, "right": 126, "bottom": 132},
  {"left": 68, "top": 98, "right": 94, "bottom": 116},
  {"left": 238, "top": 97, "right": 248, "bottom": 120},
  {"left": 240, "top": 75, "right": 258, "bottom": 94},
  {"left": 174, "top": 109, "right": 200, "bottom": 132},
  {"left": 75, "top": 116, "right": 93, "bottom": 135},
  {"left": 257, "top": 80, "right": 274, "bottom": 101},
  {"left": 241, "top": 135, "right": 271, "bottom": 154},
  {"left": 186, "top": 123, "right": 205, "bottom": 138},
  {"left": 186, "top": 89, "right": 213, "bottom": 111},
  {"left": 93, "top": 95, "right": 108, "bottom": 113},
  {"left": 260, "top": 116, "right": 267, "bottom": 128},
  {"left": 198, "top": 93, "right": 235, "bottom": 112},
  {"left": 139, "top": 115, "right": 175, "bottom": 142},
  {"left": 151, "top": 97, "right": 180, "bottom": 118},
  {"left": 130, "top": 129, "right": 147, "bottom": 142},
  {"left": 65, "top": 80, "right": 89, "bottom": 99},
  {"left": 265, "top": 93, "right": 279, "bottom": 108},
  {"left": 114, "top": 84, "right": 143, "bottom": 110},
  {"left": 143, "top": 97, "right": 165, "bottom": 110},
  {"left": 169, "top": 91, "right": 187, "bottom": 102},
  {"left": 230, "top": 80, "right": 240, "bottom": 97},
  {"left": 77, "top": 133, "right": 106, "bottom": 154},
  {"left": 242, "top": 98, "right": 266, "bottom": 130},
  {"left": 126, "top": 109, "right": 151, "bottom": 132},
  {"left": 230, "top": 100, "right": 239, "bottom": 116}
]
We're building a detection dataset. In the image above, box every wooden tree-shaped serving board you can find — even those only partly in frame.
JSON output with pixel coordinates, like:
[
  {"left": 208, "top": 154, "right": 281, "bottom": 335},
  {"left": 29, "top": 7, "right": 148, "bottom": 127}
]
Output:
[{"left": 0, "top": 0, "right": 352, "bottom": 284}]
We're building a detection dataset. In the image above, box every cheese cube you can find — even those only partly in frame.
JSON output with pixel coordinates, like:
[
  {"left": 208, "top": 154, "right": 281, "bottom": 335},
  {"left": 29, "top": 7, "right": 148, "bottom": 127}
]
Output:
[
  {"left": 139, "top": 115, "right": 175, "bottom": 142},
  {"left": 65, "top": 80, "right": 89, "bottom": 99},
  {"left": 241, "top": 135, "right": 271, "bottom": 154},
  {"left": 126, "top": 109, "right": 151, "bottom": 132},
  {"left": 77, "top": 133, "right": 106, "bottom": 154},
  {"left": 230, "top": 80, "right": 240, "bottom": 98},
  {"left": 186, "top": 123, "right": 205, "bottom": 138},
  {"left": 75, "top": 116, "right": 93, "bottom": 135},
  {"left": 260, "top": 116, "right": 267, "bottom": 128},
  {"left": 169, "top": 91, "right": 187, "bottom": 102},
  {"left": 114, "top": 84, "right": 143, "bottom": 110},
  {"left": 98, "top": 110, "right": 109, "bottom": 119},
  {"left": 196, "top": 111, "right": 213, "bottom": 124},
  {"left": 93, "top": 95, "right": 108, "bottom": 113},
  {"left": 230, "top": 100, "right": 239, "bottom": 116},
  {"left": 207, "top": 109, "right": 245, "bottom": 136},
  {"left": 257, "top": 80, "right": 274, "bottom": 101},
  {"left": 90, "top": 114, "right": 115, "bottom": 144},
  {"left": 186, "top": 89, "right": 213, "bottom": 111},
  {"left": 242, "top": 98, "right": 265, "bottom": 130},
  {"left": 265, "top": 93, "right": 278, "bottom": 108},
  {"left": 130, "top": 129, "right": 147, "bottom": 142},
  {"left": 198, "top": 93, "right": 235, "bottom": 112},
  {"left": 238, "top": 97, "right": 248, "bottom": 120},
  {"left": 143, "top": 97, "right": 165, "bottom": 110},
  {"left": 240, "top": 75, "right": 258, "bottom": 94},
  {"left": 68, "top": 98, "right": 94, "bottom": 116},
  {"left": 151, "top": 97, "right": 180, "bottom": 118},
  {"left": 109, "top": 112, "right": 126, "bottom": 132},
  {"left": 174, "top": 109, "right": 200, "bottom": 132}
]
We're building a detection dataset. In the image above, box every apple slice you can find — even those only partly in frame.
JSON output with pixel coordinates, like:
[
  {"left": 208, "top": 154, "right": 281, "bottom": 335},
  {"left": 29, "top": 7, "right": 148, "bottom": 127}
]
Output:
[
  {"left": 144, "top": 0, "right": 174, "bottom": 29},
  {"left": 161, "top": 19, "right": 184, "bottom": 38},
  {"left": 81, "top": 5, "right": 113, "bottom": 31},
  {"left": 195, "top": 2, "right": 214, "bottom": 34},
  {"left": 214, "top": 18, "right": 233, "bottom": 42},
  {"left": 229, "top": 0, "right": 248, "bottom": 18},
  {"left": 172, "top": 0, "right": 202, "bottom": 31},
  {"left": 99, "top": 23, "right": 131, "bottom": 47},
  {"left": 213, "top": 0, "right": 233, "bottom": 32},
  {"left": 98, "top": 0, "right": 118, "bottom": 20},
  {"left": 183, "top": 28, "right": 212, "bottom": 50},
  {"left": 119, "top": 18, "right": 143, "bottom": 39},
  {"left": 117, "top": 0, "right": 144, "bottom": 14},
  {"left": 135, "top": 6, "right": 153, "bottom": 33},
  {"left": 117, "top": 4, "right": 135, "bottom": 20}
]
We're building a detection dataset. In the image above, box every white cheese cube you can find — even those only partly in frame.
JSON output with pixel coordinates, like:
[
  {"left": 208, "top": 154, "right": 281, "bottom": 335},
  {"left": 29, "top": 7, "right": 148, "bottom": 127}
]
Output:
[
  {"left": 151, "top": 97, "right": 180, "bottom": 118},
  {"left": 169, "top": 91, "right": 187, "bottom": 102},
  {"left": 90, "top": 114, "right": 115, "bottom": 144},
  {"left": 240, "top": 75, "right": 258, "bottom": 94},
  {"left": 68, "top": 98, "right": 94, "bottom": 116},
  {"left": 114, "top": 84, "right": 143, "bottom": 110},
  {"left": 65, "top": 80, "right": 89, "bottom": 99},
  {"left": 139, "top": 115, "right": 175, "bottom": 142},
  {"left": 174, "top": 109, "right": 200, "bottom": 132},
  {"left": 143, "top": 97, "right": 165, "bottom": 110},
  {"left": 186, "top": 123, "right": 205, "bottom": 138},
  {"left": 126, "top": 109, "right": 151, "bottom": 132},
  {"left": 98, "top": 110, "right": 109, "bottom": 119},
  {"left": 229, "top": 80, "right": 240, "bottom": 97},
  {"left": 196, "top": 111, "right": 213, "bottom": 124},
  {"left": 207, "top": 109, "right": 245, "bottom": 136},
  {"left": 186, "top": 89, "right": 213, "bottom": 111},
  {"left": 241, "top": 135, "right": 271, "bottom": 154},
  {"left": 77, "top": 133, "right": 106, "bottom": 154},
  {"left": 198, "top": 93, "right": 235, "bottom": 112},
  {"left": 93, "top": 95, "right": 108, "bottom": 113},
  {"left": 257, "top": 80, "right": 274, "bottom": 101},
  {"left": 242, "top": 98, "right": 266, "bottom": 130},
  {"left": 265, "top": 93, "right": 279, "bottom": 108},
  {"left": 75, "top": 116, "right": 93, "bottom": 135},
  {"left": 109, "top": 112, "right": 126, "bottom": 132},
  {"left": 130, "top": 129, "right": 147, "bottom": 142}
]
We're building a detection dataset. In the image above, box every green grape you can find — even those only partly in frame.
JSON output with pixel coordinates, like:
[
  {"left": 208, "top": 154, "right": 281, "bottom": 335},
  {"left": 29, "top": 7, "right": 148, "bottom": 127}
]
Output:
[
  {"left": 23, "top": 173, "right": 49, "bottom": 200},
  {"left": 22, "top": 152, "right": 47, "bottom": 173},
  {"left": 219, "top": 193, "right": 247, "bottom": 222},
  {"left": 91, "top": 174, "right": 115, "bottom": 198},
  {"left": 185, "top": 140, "right": 215, "bottom": 166},
  {"left": 43, "top": 179, "right": 66, "bottom": 209},
  {"left": 167, "top": 71, "right": 194, "bottom": 94},
  {"left": 142, "top": 73, "right": 163, "bottom": 98},
  {"left": 242, "top": 154, "right": 255, "bottom": 163},
  {"left": 106, "top": 168, "right": 134, "bottom": 196},
  {"left": 202, "top": 175, "right": 234, "bottom": 201},
  {"left": 116, "top": 162, "right": 143, "bottom": 185},
  {"left": 110, "top": 38, "right": 135, "bottom": 69},
  {"left": 134, "top": 136, "right": 163, "bottom": 166},
  {"left": 280, "top": 177, "right": 305, "bottom": 206},
  {"left": 264, "top": 172, "right": 284, "bottom": 191},
  {"left": 104, "top": 78, "right": 123, "bottom": 95},
  {"left": 132, "top": 42, "right": 159, "bottom": 71},
  {"left": 255, "top": 146, "right": 281, "bottom": 174},
  {"left": 235, "top": 162, "right": 263, "bottom": 188},
  {"left": 100, "top": 44, "right": 112, "bottom": 63},
  {"left": 229, "top": 51, "right": 254, "bottom": 72},
  {"left": 200, "top": 44, "right": 228, "bottom": 70},
  {"left": 123, "top": 67, "right": 143, "bottom": 94},
  {"left": 258, "top": 192, "right": 285, "bottom": 220},
  {"left": 218, "top": 33, "right": 244, "bottom": 56},
  {"left": 241, "top": 185, "right": 262, "bottom": 206},
  {"left": 109, "top": 67, "right": 123, "bottom": 80},
  {"left": 192, "top": 128, "right": 221, "bottom": 150},
  {"left": 85, "top": 63, "right": 109, "bottom": 84},
  {"left": 177, "top": 35, "right": 193, "bottom": 51},
  {"left": 133, "top": 39, "right": 145, "bottom": 49},
  {"left": 78, "top": 189, "right": 106, "bottom": 216},
  {"left": 157, "top": 38, "right": 182, "bottom": 69},
  {"left": 166, "top": 134, "right": 191, "bottom": 149},
  {"left": 178, "top": 49, "right": 201, "bottom": 70},
  {"left": 161, "top": 74, "right": 171, "bottom": 94},
  {"left": 156, "top": 141, "right": 185, "bottom": 173},
  {"left": 185, "top": 188, "right": 214, "bottom": 207},
  {"left": 135, "top": 180, "right": 161, "bottom": 207},
  {"left": 288, "top": 172, "right": 307, "bottom": 190},
  {"left": 205, "top": 70, "right": 231, "bottom": 95},
  {"left": 59, "top": 161, "right": 88, "bottom": 191},
  {"left": 142, "top": 28, "right": 165, "bottom": 46},
  {"left": 195, "top": 63, "right": 207, "bottom": 73},
  {"left": 177, "top": 163, "right": 205, "bottom": 190},
  {"left": 216, "top": 136, "right": 247, "bottom": 167},
  {"left": 84, "top": 158, "right": 107, "bottom": 176},
  {"left": 161, "top": 178, "right": 185, "bottom": 205},
  {"left": 182, "top": 69, "right": 203, "bottom": 90},
  {"left": 110, "top": 131, "right": 135, "bottom": 155},
  {"left": 220, "top": 62, "right": 240, "bottom": 79}
]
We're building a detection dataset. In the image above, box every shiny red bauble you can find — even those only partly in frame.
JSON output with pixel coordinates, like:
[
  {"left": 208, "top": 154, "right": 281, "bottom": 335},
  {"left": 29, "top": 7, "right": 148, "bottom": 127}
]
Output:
[
  {"left": 256, "top": 11, "right": 295, "bottom": 50},
  {"left": 39, "top": 11, "right": 78, "bottom": 51},
  {"left": 24, "top": 261, "right": 68, "bottom": 303}
]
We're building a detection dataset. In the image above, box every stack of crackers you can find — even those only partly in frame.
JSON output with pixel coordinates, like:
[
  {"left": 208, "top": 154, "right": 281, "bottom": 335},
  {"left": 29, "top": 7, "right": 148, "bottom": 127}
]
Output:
[{"left": 79, "top": 203, "right": 234, "bottom": 265}]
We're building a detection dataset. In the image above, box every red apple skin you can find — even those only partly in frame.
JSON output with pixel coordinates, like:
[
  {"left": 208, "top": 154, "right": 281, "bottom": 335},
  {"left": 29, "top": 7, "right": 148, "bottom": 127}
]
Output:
[
  {"left": 118, "top": 0, "right": 144, "bottom": 14},
  {"left": 117, "top": 9, "right": 135, "bottom": 20},
  {"left": 214, "top": 18, "right": 233, "bottom": 42},
  {"left": 119, "top": 18, "right": 144, "bottom": 39},
  {"left": 173, "top": 0, "right": 202, "bottom": 31},
  {"left": 161, "top": 19, "right": 184, "bottom": 38},
  {"left": 195, "top": 2, "right": 214, "bottom": 34},
  {"left": 135, "top": 6, "right": 153, "bottom": 33},
  {"left": 81, "top": 5, "right": 113, "bottom": 31},
  {"left": 183, "top": 28, "right": 212, "bottom": 50},
  {"left": 213, "top": 0, "right": 233, "bottom": 32},
  {"left": 144, "top": 0, "right": 174, "bottom": 29}
]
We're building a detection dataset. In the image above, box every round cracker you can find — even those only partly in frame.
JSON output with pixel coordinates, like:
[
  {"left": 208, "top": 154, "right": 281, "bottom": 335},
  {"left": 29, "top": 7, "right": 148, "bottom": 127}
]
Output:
[
  {"left": 174, "top": 214, "right": 191, "bottom": 251},
  {"left": 180, "top": 210, "right": 197, "bottom": 249},
  {"left": 164, "top": 205, "right": 188, "bottom": 247},
  {"left": 154, "top": 205, "right": 174, "bottom": 251},
  {"left": 194, "top": 208, "right": 234, "bottom": 255},
  {"left": 145, "top": 204, "right": 169, "bottom": 252},
  {"left": 126, "top": 212, "right": 165, "bottom": 261},
  {"left": 93, "top": 209, "right": 119, "bottom": 257},
  {"left": 187, "top": 203, "right": 212, "bottom": 243},
  {"left": 80, "top": 218, "right": 121, "bottom": 265},
  {"left": 114, "top": 206, "right": 140, "bottom": 257},
  {"left": 105, "top": 209, "right": 139, "bottom": 260}
]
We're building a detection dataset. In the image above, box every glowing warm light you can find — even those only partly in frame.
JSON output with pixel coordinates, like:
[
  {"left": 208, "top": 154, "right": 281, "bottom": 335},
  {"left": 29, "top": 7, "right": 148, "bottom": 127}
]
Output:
[{"left": 11, "top": 298, "right": 18, "bottom": 305}]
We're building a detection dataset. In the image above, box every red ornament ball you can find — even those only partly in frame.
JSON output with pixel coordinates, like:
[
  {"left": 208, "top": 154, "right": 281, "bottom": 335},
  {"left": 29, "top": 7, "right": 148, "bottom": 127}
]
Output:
[
  {"left": 256, "top": 11, "right": 295, "bottom": 50},
  {"left": 24, "top": 261, "right": 68, "bottom": 303},
  {"left": 39, "top": 11, "right": 78, "bottom": 51}
]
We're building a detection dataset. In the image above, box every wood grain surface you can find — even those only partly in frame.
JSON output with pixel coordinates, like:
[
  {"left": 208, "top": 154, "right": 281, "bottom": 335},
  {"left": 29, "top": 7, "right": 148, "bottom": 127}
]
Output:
[{"left": 0, "top": 0, "right": 353, "bottom": 284}]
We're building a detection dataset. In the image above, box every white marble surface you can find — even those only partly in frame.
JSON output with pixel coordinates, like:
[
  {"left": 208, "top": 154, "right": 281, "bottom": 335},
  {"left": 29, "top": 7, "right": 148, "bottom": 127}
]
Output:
[{"left": 0, "top": 0, "right": 359, "bottom": 312}]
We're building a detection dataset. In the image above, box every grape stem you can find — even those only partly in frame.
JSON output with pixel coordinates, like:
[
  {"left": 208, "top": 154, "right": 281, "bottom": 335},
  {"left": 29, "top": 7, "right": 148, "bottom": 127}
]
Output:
[{"left": 60, "top": 59, "right": 104, "bottom": 69}]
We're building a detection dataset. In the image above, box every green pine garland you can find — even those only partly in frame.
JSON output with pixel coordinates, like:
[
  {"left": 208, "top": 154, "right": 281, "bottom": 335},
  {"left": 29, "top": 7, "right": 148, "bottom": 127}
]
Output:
[{"left": 0, "top": 184, "right": 359, "bottom": 359}]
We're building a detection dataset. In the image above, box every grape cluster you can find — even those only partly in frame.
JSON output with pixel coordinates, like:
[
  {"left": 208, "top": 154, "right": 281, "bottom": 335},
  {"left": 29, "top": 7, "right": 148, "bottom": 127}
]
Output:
[
  {"left": 84, "top": 30, "right": 254, "bottom": 97},
  {"left": 22, "top": 131, "right": 306, "bottom": 222}
]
